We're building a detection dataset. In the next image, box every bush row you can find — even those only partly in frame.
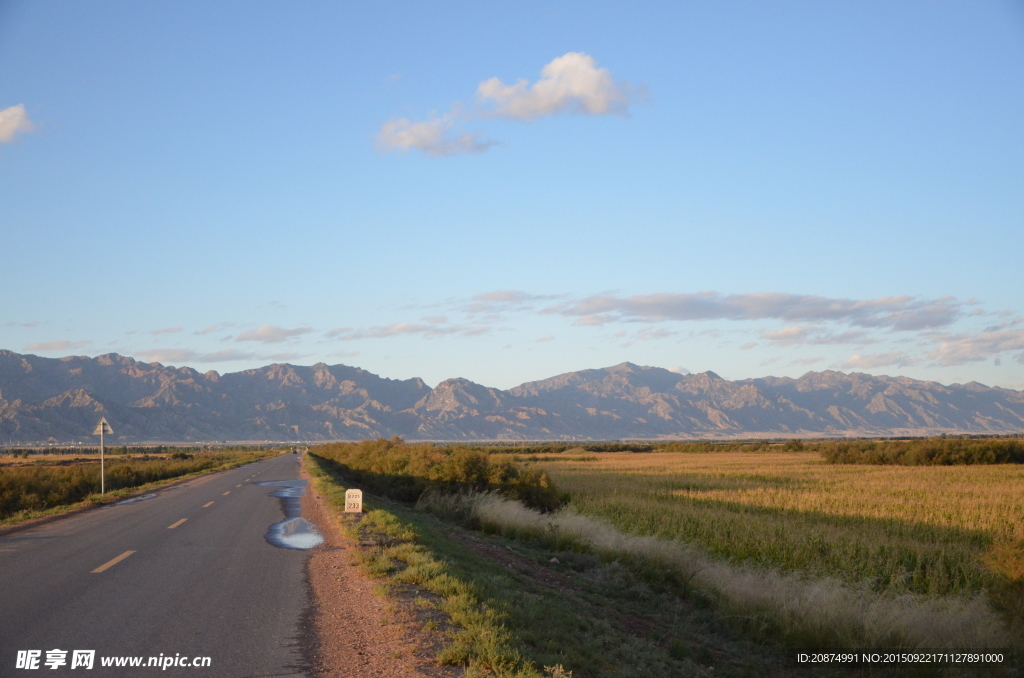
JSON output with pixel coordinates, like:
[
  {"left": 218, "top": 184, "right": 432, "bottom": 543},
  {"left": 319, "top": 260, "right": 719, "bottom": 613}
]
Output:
[
  {"left": 815, "top": 438, "right": 1024, "bottom": 465},
  {"left": 310, "top": 437, "right": 561, "bottom": 511},
  {"left": 0, "top": 452, "right": 269, "bottom": 519}
]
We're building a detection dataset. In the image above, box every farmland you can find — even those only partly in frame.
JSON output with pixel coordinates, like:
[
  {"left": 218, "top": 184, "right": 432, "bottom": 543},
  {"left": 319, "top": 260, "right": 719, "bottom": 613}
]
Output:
[
  {"left": 520, "top": 452, "right": 1022, "bottom": 646},
  {"left": 537, "top": 452, "right": 1023, "bottom": 594}
]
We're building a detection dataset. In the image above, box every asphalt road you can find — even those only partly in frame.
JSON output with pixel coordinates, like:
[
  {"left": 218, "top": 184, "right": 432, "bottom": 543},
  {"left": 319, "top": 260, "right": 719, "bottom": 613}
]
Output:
[{"left": 0, "top": 453, "right": 314, "bottom": 677}]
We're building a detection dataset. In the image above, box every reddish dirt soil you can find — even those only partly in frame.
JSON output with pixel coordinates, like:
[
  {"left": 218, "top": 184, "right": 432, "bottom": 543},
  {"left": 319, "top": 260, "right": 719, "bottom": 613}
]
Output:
[{"left": 301, "top": 473, "right": 461, "bottom": 678}]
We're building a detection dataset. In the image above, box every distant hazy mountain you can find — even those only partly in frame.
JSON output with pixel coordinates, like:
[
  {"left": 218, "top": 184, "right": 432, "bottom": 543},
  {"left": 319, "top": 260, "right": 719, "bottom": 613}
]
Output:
[{"left": 1, "top": 350, "right": 1022, "bottom": 443}]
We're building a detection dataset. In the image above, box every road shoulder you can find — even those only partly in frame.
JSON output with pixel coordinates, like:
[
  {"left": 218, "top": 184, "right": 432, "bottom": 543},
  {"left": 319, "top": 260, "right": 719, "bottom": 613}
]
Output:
[{"left": 301, "top": 465, "right": 458, "bottom": 677}]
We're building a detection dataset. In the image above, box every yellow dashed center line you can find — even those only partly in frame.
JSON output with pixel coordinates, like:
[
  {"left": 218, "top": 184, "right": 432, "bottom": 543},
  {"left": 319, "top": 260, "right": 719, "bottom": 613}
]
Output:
[
  {"left": 167, "top": 519, "right": 187, "bottom": 529},
  {"left": 92, "top": 550, "right": 135, "bottom": 573},
  {"left": 223, "top": 491, "right": 230, "bottom": 496},
  {"left": 202, "top": 501, "right": 214, "bottom": 508}
]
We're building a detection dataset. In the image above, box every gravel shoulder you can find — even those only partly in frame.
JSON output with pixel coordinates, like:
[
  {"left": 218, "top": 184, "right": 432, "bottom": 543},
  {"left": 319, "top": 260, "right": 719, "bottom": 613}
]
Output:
[{"left": 301, "top": 467, "right": 461, "bottom": 678}]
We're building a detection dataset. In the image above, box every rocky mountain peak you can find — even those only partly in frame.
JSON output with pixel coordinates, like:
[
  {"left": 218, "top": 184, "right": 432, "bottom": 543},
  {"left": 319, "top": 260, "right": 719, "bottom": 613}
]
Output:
[{"left": 0, "top": 351, "right": 1021, "bottom": 442}]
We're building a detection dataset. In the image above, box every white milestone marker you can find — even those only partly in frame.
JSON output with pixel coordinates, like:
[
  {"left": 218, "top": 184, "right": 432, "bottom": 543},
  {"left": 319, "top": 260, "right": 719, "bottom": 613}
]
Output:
[{"left": 344, "top": 489, "right": 363, "bottom": 513}]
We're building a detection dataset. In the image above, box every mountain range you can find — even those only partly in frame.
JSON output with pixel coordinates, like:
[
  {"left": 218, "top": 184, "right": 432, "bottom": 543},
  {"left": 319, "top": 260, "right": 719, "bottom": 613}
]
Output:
[{"left": 1, "top": 350, "right": 1023, "bottom": 443}]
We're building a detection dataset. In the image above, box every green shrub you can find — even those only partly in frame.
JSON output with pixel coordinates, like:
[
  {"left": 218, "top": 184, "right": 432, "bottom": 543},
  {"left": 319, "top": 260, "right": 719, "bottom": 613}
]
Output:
[
  {"left": 311, "top": 437, "right": 561, "bottom": 511},
  {"left": 817, "top": 437, "right": 1024, "bottom": 465},
  {"left": 0, "top": 452, "right": 273, "bottom": 520}
]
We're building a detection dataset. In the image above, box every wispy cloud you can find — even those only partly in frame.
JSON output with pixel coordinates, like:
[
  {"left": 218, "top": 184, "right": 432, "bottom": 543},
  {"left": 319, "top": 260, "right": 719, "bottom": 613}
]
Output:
[
  {"left": 535, "top": 335, "right": 555, "bottom": 343},
  {"left": 4, "top": 321, "right": 40, "bottom": 328},
  {"left": 809, "top": 330, "right": 876, "bottom": 345},
  {"left": 25, "top": 340, "right": 88, "bottom": 352},
  {"left": 0, "top": 104, "right": 34, "bottom": 143},
  {"left": 194, "top": 323, "right": 234, "bottom": 336},
  {"left": 835, "top": 351, "right": 919, "bottom": 369},
  {"left": 543, "top": 292, "right": 962, "bottom": 331},
  {"left": 927, "top": 327, "right": 1024, "bottom": 366},
  {"left": 150, "top": 327, "right": 182, "bottom": 336},
  {"left": 235, "top": 325, "right": 313, "bottom": 344},
  {"left": 460, "top": 290, "right": 565, "bottom": 314},
  {"left": 759, "top": 325, "right": 876, "bottom": 346},
  {"left": 376, "top": 112, "right": 496, "bottom": 157},
  {"left": 760, "top": 326, "right": 816, "bottom": 346},
  {"left": 377, "top": 52, "right": 637, "bottom": 156},
  {"left": 328, "top": 322, "right": 489, "bottom": 340}
]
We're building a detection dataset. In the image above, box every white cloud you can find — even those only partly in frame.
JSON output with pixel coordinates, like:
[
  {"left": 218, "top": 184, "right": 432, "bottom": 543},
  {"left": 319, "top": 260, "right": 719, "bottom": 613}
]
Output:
[
  {"left": 739, "top": 342, "right": 757, "bottom": 350},
  {"left": 461, "top": 290, "right": 566, "bottom": 314},
  {"left": 535, "top": 335, "right": 555, "bottom": 343},
  {"left": 760, "top": 325, "right": 816, "bottom": 346},
  {"left": 235, "top": 325, "right": 313, "bottom": 343},
  {"left": 809, "top": 330, "right": 876, "bottom": 345},
  {"left": 759, "top": 326, "right": 876, "bottom": 347},
  {"left": 377, "top": 53, "right": 637, "bottom": 156},
  {"left": 927, "top": 328, "right": 1024, "bottom": 366},
  {"left": 376, "top": 114, "right": 496, "bottom": 157},
  {"left": 150, "top": 327, "right": 182, "bottom": 336},
  {"left": 544, "top": 292, "right": 962, "bottom": 331},
  {"left": 667, "top": 366, "right": 691, "bottom": 374},
  {"left": 25, "top": 340, "right": 88, "bottom": 352},
  {"left": 0, "top": 104, "right": 34, "bottom": 143},
  {"left": 835, "top": 351, "right": 919, "bottom": 369},
  {"left": 476, "top": 52, "right": 633, "bottom": 120}
]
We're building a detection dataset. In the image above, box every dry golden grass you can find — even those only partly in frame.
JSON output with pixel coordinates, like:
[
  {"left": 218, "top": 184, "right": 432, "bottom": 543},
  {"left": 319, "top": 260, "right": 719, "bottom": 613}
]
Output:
[
  {"left": 571, "top": 452, "right": 1024, "bottom": 541},
  {"left": 538, "top": 452, "right": 1024, "bottom": 599},
  {"left": 0, "top": 453, "right": 105, "bottom": 466},
  {"left": 460, "top": 493, "right": 1011, "bottom": 650}
]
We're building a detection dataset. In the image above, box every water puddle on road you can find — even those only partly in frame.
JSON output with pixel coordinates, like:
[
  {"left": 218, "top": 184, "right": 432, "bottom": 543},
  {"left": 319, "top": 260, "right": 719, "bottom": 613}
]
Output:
[{"left": 256, "top": 480, "right": 324, "bottom": 550}]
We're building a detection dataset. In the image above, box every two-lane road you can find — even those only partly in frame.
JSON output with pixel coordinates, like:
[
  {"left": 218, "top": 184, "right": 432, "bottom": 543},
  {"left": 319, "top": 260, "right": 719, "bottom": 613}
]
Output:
[{"left": 0, "top": 453, "right": 314, "bottom": 676}]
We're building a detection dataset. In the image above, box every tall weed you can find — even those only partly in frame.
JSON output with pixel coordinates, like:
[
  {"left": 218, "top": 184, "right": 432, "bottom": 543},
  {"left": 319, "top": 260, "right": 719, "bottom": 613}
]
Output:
[{"left": 445, "top": 493, "right": 1012, "bottom": 650}]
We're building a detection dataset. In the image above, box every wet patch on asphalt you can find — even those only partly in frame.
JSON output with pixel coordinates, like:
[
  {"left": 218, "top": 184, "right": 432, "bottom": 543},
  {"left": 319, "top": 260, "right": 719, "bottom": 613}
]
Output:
[{"left": 256, "top": 480, "right": 324, "bottom": 550}]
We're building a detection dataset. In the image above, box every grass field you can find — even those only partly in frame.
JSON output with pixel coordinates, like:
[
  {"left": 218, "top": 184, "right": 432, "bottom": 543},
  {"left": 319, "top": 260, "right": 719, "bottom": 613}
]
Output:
[
  {"left": 535, "top": 452, "right": 1024, "bottom": 593},
  {"left": 522, "top": 452, "right": 1022, "bottom": 645},
  {"left": 306, "top": 453, "right": 794, "bottom": 678}
]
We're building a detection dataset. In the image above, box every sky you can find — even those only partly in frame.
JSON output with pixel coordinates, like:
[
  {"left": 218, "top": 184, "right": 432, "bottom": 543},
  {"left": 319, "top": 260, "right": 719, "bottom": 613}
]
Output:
[{"left": 1, "top": 0, "right": 1023, "bottom": 390}]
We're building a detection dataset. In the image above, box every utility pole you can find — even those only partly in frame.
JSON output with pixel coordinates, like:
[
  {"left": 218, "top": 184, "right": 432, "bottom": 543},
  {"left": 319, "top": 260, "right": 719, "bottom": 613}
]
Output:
[{"left": 93, "top": 418, "right": 114, "bottom": 494}]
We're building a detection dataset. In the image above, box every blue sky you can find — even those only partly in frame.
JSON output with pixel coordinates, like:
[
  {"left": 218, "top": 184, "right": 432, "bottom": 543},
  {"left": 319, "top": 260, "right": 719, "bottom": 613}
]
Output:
[{"left": 2, "top": 0, "right": 1023, "bottom": 389}]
